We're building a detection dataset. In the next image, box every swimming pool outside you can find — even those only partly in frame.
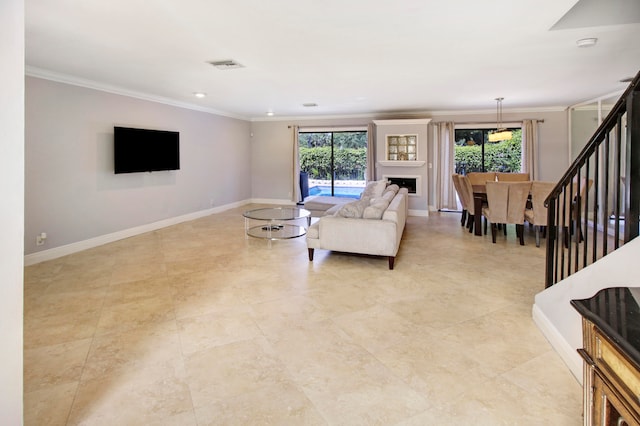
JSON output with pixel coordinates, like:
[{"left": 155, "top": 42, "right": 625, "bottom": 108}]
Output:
[
  {"left": 309, "top": 186, "right": 362, "bottom": 198},
  {"left": 308, "top": 179, "right": 365, "bottom": 199}
]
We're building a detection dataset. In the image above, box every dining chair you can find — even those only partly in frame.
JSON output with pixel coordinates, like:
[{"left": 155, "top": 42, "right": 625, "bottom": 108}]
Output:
[
  {"left": 466, "top": 172, "right": 497, "bottom": 186},
  {"left": 524, "top": 181, "right": 556, "bottom": 247},
  {"left": 496, "top": 172, "right": 530, "bottom": 182},
  {"left": 458, "top": 175, "right": 478, "bottom": 233},
  {"left": 451, "top": 174, "right": 467, "bottom": 226},
  {"left": 483, "top": 181, "right": 532, "bottom": 245}
]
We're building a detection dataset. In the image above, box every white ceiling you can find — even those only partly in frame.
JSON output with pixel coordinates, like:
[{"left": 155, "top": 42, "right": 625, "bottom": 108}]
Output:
[{"left": 25, "top": 0, "right": 640, "bottom": 120}]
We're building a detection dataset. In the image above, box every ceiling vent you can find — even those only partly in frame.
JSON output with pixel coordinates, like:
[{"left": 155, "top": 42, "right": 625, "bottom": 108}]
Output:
[{"left": 208, "top": 59, "right": 244, "bottom": 70}]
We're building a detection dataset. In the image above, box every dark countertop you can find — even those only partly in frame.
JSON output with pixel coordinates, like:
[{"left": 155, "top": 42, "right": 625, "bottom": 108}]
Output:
[{"left": 571, "top": 287, "right": 640, "bottom": 370}]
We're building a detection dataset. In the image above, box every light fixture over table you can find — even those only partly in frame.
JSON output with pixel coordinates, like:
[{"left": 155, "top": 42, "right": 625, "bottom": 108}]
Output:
[{"left": 488, "top": 97, "right": 512, "bottom": 142}]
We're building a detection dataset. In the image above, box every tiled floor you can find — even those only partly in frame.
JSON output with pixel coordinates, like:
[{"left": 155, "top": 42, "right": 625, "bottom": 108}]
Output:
[{"left": 24, "top": 207, "right": 582, "bottom": 425}]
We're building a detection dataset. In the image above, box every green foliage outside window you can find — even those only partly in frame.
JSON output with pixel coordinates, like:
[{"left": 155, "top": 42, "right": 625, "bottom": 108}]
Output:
[
  {"left": 454, "top": 129, "right": 522, "bottom": 173},
  {"left": 299, "top": 146, "right": 366, "bottom": 180},
  {"left": 299, "top": 131, "right": 367, "bottom": 180}
]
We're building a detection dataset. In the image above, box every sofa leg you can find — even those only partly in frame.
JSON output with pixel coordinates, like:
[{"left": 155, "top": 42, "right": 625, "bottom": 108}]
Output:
[
  {"left": 308, "top": 248, "right": 314, "bottom": 261},
  {"left": 388, "top": 256, "right": 395, "bottom": 270}
]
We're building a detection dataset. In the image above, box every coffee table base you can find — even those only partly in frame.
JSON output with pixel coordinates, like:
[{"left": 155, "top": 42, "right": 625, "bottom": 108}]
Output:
[{"left": 246, "top": 224, "right": 307, "bottom": 240}]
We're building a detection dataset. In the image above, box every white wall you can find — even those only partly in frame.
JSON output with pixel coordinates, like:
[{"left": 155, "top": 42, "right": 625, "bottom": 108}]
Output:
[
  {"left": 25, "top": 77, "right": 252, "bottom": 256},
  {"left": 571, "top": 108, "right": 599, "bottom": 161},
  {"left": 533, "top": 237, "right": 640, "bottom": 382},
  {"left": 0, "top": 0, "right": 24, "bottom": 423}
]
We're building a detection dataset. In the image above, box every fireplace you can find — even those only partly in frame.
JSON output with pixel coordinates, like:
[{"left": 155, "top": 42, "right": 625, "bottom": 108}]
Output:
[{"left": 383, "top": 175, "right": 420, "bottom": 195}]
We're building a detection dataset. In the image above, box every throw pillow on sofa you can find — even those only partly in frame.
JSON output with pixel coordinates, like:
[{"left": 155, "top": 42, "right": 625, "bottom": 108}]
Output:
[
  {"left": 363, "top": 200, "right": 390, "bottom": 219},
  {"left": 383, "top": 184, "right": 399, "bottom": 195},
  {"left": 336, "top": 199, "right": 367, "bottom": 218},
  {"left": 370, "top": 189, "right": 396, "bottom": 205},
  {"left": 361, "top": 179, "right": 387, "bottom": 199}
]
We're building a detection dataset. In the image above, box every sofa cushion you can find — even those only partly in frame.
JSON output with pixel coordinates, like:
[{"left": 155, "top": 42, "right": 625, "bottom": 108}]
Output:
[
  {"left": 304, "top": 195, "right": 352, "bottom": 212},
  {"left": 324, "top": 203, "right": 343, "bottom": 216},
  {"left": 363, "top": 200, "right": 390, "bottom": 219},
  {"left": 370, "top": 190, "right": 395, "bottom": 205},
  {"left": 383, "top": 184, "right": 400, "bottom": 195},
  {"left": 336, "top": 199, "right": 367, "bottom": 218}
]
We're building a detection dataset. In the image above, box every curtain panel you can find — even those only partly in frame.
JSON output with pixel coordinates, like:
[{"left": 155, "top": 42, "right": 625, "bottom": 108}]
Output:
[
  {"left": 366, "top": 122, "right": 376, "bottom": 182},
  {"left": 434, "top": 122, "right": 458, "bottom": 210},
  {"left": 292, "top": 126, "right": 302, "bottom": 202},
  {"left": 521, "top": 119, "right": 539, "bottom": 180}
]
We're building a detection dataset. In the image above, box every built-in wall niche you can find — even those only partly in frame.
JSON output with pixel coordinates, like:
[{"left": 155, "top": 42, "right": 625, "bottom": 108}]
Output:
[
  {"left": 386, "top": 135, "right": 417, "bottom": 161},
  {"left": 373, "top": 118, "right": 430, "bottom": 167}
]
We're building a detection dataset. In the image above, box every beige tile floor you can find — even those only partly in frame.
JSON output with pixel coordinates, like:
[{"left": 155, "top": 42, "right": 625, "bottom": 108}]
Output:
[{"left": 24, "top": 206, "right": 583, "bottom": 425}]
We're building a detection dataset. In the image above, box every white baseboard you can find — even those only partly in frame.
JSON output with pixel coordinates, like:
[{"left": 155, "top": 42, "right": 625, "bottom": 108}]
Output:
[
  {"left": 24, "top": 200, "right": 250, "bottom": 266},
  {"left": 250, "top": 198, "right": 296, "bottom": 206},
  {"left": 532, "top": 304, "right": 583, "bottom": 384}
]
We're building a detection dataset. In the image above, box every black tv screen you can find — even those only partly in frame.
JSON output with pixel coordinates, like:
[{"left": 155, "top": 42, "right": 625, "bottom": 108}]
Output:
[{"left": 114, "top": 126, "right": 180, "bottom": 174}]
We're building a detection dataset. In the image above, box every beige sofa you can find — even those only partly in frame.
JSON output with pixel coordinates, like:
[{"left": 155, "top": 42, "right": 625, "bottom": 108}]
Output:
[{"left": 306, "top": 183, "right": 409, "bottom": 269}]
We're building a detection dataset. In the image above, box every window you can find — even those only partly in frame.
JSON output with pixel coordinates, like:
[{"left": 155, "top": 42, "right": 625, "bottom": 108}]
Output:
[
  {"left": 298, "top": 130, "right": 367, "bottom": 198},
  {"left": 454, "top": 127, "right": 522, "bottom": 174}
]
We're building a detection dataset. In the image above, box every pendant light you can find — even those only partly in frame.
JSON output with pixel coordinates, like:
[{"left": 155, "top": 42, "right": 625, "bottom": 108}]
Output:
[{"left": 488, "top": 97, "right": 512, "bottom": 142}]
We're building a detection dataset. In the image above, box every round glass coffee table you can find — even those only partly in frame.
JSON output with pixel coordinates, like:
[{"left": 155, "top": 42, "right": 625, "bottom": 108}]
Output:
[{"left": 242, "top": 207, "right": 311, "bottom": 240}]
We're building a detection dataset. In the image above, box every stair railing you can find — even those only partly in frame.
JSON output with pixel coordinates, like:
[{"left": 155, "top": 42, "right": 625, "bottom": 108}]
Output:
[{"left": 545, "top": 70, "right": 640, "bottom": 288}]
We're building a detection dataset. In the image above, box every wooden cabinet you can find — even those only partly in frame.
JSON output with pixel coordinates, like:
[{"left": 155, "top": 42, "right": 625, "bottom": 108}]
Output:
[{"left": 572, "top": 288, "right": 640, "bottom": 426}]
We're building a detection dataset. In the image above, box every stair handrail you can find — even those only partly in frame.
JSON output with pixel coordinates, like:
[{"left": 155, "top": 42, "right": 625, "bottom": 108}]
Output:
[{"left": 544, "top": 69, "right": 640, "bottom": 287}]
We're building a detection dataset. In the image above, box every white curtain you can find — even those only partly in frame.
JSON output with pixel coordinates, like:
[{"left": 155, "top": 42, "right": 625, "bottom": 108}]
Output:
[
  {"left": 292, "top": 126, "right": 302, "bottom": 203},
  {"left": 522, "top": 119, "right": 539, "bottom": 180},
  {"left": 366, "top": 122, "right": 376, "bottom": 181},
  {"left": 434, "top": 121, "right": 457, "bottom": 210}
]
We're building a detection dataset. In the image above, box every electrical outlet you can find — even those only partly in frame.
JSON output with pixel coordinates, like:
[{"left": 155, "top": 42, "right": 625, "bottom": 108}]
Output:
[
  {"left": 210, "top": 198, "right": 215, "bottom": 207},
  {"left": 36, "top": 232, "right": 47, "bottom": 246}
]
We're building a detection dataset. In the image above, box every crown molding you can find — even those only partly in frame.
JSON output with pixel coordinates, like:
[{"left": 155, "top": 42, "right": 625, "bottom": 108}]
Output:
[
  {"left": 25, "top": 66, "right": 249, "bottom": 121},
  {"left": 250, "top": 106, "right": 569, "bottom": 122}
]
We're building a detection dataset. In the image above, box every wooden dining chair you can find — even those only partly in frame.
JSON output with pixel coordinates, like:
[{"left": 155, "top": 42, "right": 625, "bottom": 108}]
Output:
[
  {"left": 496, "top": 172, "right": 530, "bottom": 182},
  {"left": 524, "top": 181, "right": 556, "bottom": 247},
  {"left": 466, "top": 172, "right": 497, "bottom": 186},
  {"left": 483, "top": 181, "right": 532, "bottom": 245}
]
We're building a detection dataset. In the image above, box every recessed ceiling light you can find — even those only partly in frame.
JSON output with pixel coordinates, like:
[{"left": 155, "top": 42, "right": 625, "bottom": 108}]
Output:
[
  {"left": 266, "top": 111, "right": 274, "bottom": 116},
  {"left": 576, "top": 38, "right": 597, "bottom": 48},
  {"left": 302, "top": 103, "right": 318, "bottom": 107},
  {"left": 193, "top": 92, "right": 207, "bottom": 98}
]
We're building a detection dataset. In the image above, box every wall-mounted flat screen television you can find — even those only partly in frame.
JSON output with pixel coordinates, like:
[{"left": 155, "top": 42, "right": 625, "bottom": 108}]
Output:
[{"left": 114, "top": 126, "right": 180, "bottom": 174}]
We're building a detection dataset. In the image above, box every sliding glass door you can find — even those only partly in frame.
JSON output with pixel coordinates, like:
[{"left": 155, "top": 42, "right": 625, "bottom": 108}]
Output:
[
  {"left": 454, "top": 128, "right": 522, "bottom": 174},
  {"left": 298, "top": 130, "right": 367, "bottom": 199}
]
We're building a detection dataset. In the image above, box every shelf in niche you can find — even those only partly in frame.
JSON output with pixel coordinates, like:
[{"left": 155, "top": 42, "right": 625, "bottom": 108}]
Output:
[{"left": 378, "top": 161, "right": 425, "bottom": 167}]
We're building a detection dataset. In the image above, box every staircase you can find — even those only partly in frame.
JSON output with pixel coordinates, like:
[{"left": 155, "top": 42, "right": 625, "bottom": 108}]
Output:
[
  {"left": 545, "top": 69, "right": 640, "bottom": 288},
  {"left": 533, "top": 69, "right": 640, "bottom": 382}
]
